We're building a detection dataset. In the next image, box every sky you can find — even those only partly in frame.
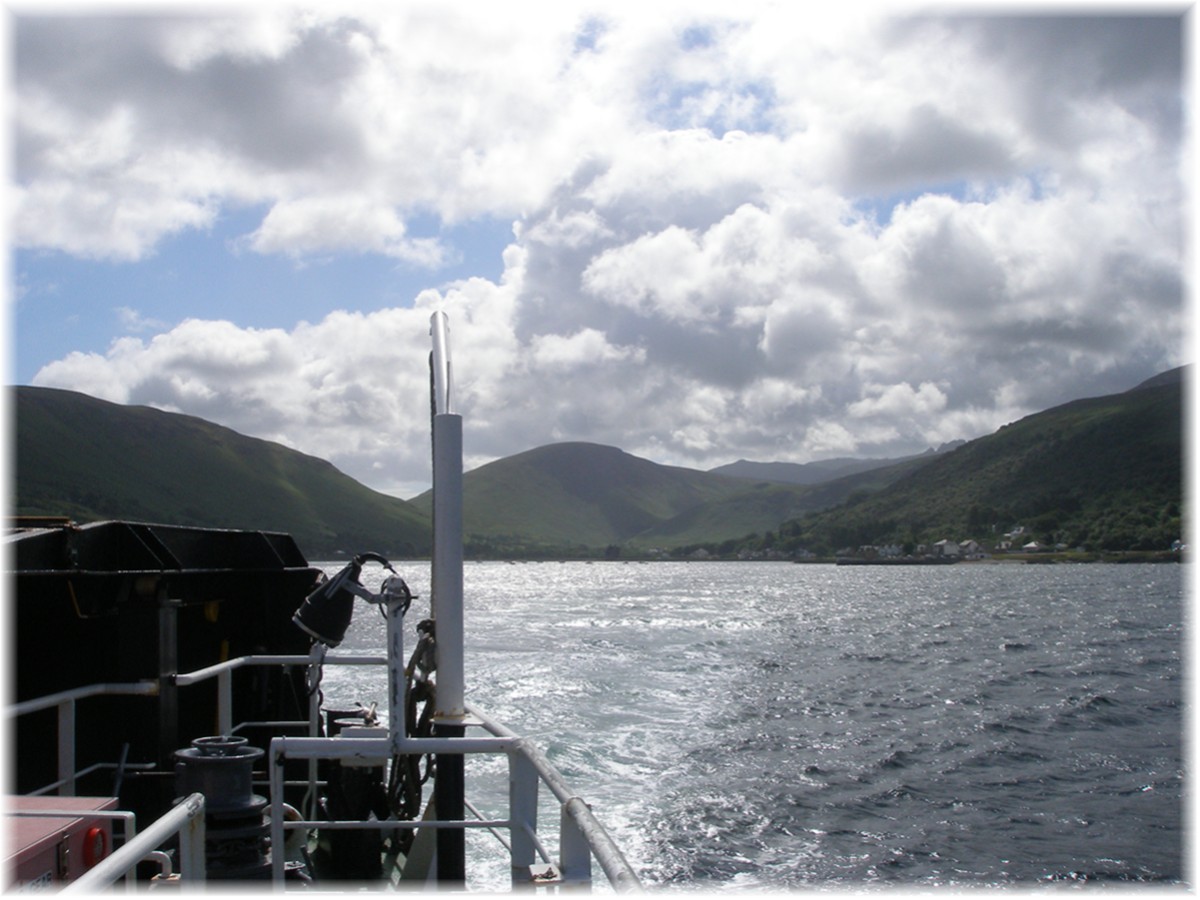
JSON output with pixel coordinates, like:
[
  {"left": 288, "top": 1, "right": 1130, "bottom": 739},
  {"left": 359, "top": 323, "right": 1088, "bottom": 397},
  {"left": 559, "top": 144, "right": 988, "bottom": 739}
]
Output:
[{"left": 10, "top": 2, "right": 1191, "bottom": 499}]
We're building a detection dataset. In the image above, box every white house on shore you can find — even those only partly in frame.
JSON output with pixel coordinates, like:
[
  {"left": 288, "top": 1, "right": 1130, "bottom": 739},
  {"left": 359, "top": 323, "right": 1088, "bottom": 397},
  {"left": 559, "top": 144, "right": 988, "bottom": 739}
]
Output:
[
  {"left": 959, "top": 539, "right": 985, "bottom": 558},
  {"left": 933, "top": 539, "right": 961, "bottom": 558}
]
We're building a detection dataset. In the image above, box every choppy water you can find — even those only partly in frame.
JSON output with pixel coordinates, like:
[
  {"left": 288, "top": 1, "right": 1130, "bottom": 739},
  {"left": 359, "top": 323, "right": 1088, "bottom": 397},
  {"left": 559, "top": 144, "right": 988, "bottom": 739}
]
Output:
[{"left": 323, "top": 561, "right": 1185, "bottom": 890}]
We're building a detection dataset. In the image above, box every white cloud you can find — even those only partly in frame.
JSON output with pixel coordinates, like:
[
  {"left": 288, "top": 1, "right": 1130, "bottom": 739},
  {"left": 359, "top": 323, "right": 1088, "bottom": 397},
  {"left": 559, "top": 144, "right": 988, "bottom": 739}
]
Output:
[
  {"left": 583, "top": 226, "right": 713, "bottom": 323},
  {"left": 243, "top": 196, "right": 451, "bottom": 265},
  {"left": 530, "top": 328, "right": 643, "bottom": 371},
  {"left": 156, "top": 10, "right": 306, "bottom": 70},
  {"left": 17, "top": 5, "right": 1186, "bottom": 493},
  {"left": 759, "top": 288, "right": 854, "bottom": 374},
  {"left": 802, "top": 420, "right": 859, "bottom": 457},
  {"left": 849, "top": 382, "right": 948, "bottom": 420},
  {"left": 34, "top": 311, "right": 439, "bottom": 495},
  {"left": 520, "top": 209, "right": 614, "bottom": 249}
]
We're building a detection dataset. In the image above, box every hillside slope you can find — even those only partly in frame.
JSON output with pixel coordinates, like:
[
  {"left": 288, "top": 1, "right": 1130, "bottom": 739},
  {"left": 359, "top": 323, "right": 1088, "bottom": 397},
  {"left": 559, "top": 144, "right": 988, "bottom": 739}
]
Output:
[
  {"left": 14, "top": 386, "right": 431, "bottom": 558},
  {"left": 628, "top": 451, "right": 944, "bottom": 548},
  {"left": 13, "top": 366, "right": 1184, "bottom": 559},
  {"left": 407, "top": 439, "right": 943, "bottom": 553},
  {"left": 708, "top": 447, "right": 952, "bottom": 485},
  {"left": 410, "top": 442, "right": 760, "bottom": 550},
  {"left": 779, "top": 371, "right": 1185, "bottom": 554}
]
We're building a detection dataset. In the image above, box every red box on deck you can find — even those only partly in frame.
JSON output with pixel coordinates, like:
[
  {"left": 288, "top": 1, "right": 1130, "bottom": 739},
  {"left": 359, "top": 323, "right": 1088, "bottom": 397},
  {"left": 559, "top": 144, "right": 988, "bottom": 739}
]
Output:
[{"left": 5, "top": 796, "right": 120, "bottom": 890}]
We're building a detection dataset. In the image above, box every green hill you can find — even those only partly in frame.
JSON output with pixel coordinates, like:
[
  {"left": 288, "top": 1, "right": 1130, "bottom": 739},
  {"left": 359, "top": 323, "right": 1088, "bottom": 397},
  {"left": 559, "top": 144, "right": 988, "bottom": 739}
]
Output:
[
  {"left": 403, "top": 439, "right": 943, "bottom": 555},
  {"left": 409, "top": 442, "right": 777, "bottom": 553},
  {"left": 405, "top": 441, "right": 937, "bottom": 555},
  {"left": 707, "top": 446, "right": 957, "bottom": 485},
  {"left": 13, "top": 386, "right": 431, "bottom": 559},
  {"left": 773, "top": 371, "right": 1185, "bottom": 556},
  {"left": 624, "top": 452, "right": 945, "bottom": 549},
  {"left": 12, "top": 367, "right": 1185, "bottom": 560}
]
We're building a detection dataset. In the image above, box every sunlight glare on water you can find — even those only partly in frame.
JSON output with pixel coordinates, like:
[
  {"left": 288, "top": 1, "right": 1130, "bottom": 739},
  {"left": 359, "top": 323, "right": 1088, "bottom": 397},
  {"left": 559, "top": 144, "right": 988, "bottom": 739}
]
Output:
[{"left": 321, "top": 560, "right": 1183, "bottom": 890}]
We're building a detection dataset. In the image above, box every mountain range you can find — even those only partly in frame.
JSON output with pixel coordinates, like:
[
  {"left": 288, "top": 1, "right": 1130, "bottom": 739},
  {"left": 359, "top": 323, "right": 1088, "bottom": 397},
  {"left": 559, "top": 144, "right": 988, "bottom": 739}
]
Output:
[
  {"left": 707, "top": 443, "right": 964, "bottom": 485},
  {"left": 11, "top": 367, "right": 1185, "bottom": 558},
  {"left": 775, "top": 369, "right": 1184, "bottom": 556}
]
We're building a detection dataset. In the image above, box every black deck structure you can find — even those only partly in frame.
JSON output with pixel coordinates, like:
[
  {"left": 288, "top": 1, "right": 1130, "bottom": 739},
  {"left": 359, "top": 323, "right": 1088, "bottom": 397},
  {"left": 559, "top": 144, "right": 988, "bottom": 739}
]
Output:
[{"left": 8, "top": 519, "right": 323, "bottom": 825}]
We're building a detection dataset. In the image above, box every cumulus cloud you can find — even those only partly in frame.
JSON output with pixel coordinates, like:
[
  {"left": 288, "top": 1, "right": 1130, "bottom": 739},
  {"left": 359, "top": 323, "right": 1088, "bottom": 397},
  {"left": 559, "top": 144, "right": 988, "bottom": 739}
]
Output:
[
  {"left": 849, "top": 382, "right": 948, "bottom": 420},
  {"left": 530, "top": 329, "right": 644, "bottom": 371},
  {"left": 18, "top": 4, "right": 1186, "bottom": 496},
  {"left": 34, "top": 308, "right": 444, "bottom": 496},
  {"left": 243, "top": 196, "right": 451, "bottom": 265}
]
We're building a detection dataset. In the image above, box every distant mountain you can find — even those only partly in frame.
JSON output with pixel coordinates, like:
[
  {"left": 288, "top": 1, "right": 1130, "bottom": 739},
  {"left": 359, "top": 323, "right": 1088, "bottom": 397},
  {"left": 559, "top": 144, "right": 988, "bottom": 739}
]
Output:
[
  {"left": 409, "top": 442, "right": 775, "bottom": 550},
  {"left": 623, "top": 479, "right": 845, "bottom": 548},
  {"left": 405, "top": 439, "right": 941, "bottom": 553},
  {"left": 13, "top": 386, "right": 431, "bottom": 558},
  {"left": 13, "top": 366, "right": 1186, "bottom": 559},
  {"left": 776, "top": 369, "right": 1185, "bottom": 555},
  {"left": 708, "top": 444, "right": 961, "bottom": 486}
]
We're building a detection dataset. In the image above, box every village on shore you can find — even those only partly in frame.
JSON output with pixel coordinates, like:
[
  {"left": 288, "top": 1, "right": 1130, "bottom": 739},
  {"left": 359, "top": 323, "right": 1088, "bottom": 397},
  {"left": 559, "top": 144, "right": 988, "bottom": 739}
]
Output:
[{"left": 694, "top": 524, "right": 1187, "bottom": 564}]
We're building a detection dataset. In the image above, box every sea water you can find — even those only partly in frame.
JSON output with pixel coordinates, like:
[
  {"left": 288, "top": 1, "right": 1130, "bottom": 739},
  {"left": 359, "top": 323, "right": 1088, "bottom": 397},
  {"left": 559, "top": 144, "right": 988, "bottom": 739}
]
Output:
[{"left": 321, "top": 561, "right": 1185, "bottom": 890}]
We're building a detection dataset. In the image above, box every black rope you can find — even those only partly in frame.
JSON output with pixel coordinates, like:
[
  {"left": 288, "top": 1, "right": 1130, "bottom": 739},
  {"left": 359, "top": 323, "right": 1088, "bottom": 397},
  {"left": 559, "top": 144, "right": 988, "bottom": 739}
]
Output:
[
  {"left": 306, "top": 643, "right": 328, "bottom": 697},
  {"left": 386, "top": 619, "right": 439, "bottom": 853}
]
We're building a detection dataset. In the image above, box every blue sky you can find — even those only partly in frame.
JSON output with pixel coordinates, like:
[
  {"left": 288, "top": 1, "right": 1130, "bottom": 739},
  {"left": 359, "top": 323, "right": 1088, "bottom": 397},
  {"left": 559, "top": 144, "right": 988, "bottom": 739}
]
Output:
[
  {"left": 11, "top": 5, "right": 1188, "bottom": 498},
  {"left": 15, "top": 209, "right": 513, "bottom": 383}
]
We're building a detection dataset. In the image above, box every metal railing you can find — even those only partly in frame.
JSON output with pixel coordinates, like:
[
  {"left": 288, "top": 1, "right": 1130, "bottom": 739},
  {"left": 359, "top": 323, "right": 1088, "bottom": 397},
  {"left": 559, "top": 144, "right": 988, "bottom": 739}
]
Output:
[
  {"left": 6, "top": 652, "right": 642, "bottom": 891},
  {"left": 59, "top": 792, "right": 206, "bottom": 893},
  {"left": 9, "top": 682, "right": 160, "bottom": 796},
  {"left": 468, "top": 703, "right": 643, "bottom": 892}
]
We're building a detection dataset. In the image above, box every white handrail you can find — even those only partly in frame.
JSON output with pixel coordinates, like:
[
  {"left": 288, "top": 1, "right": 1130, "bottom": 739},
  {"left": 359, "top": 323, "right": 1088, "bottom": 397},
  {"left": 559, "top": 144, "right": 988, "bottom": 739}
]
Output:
[
  {"left": 10, "top": 656, "right": 644, "bottom": 891},
  {"left": 467, "top": 701, "right": 643, "bottom": 892},
  {"left": 60, "top": 793, "right": 206, "bottom": 893},
  {"left": 4, "top": 655, "right": 385, "bottom": 797},
  {"left": 172, "top": 652, "right": 386, "bottom": 686},
  {"left": 8, "top": 682, "right": 158, "bottom": 717}
]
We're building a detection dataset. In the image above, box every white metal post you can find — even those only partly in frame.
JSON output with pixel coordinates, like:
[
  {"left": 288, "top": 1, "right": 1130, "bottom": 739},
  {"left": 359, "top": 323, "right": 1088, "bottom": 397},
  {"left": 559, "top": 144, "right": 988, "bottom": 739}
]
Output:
[
  {"left": 559, "top": 799, "right": 594, "bottom": 887},
  {"left": 429, "top": 310, "right": 464, "bottom": 720},
  {"left": 62, "top": 793, "right": 206, "bottom": 893},
  {"left": 430, "top": 310, "right": 452, "bottom": 418},
  {"left": 305, "top": 643, "right": 324, "bottom": 821},
  {"left": 430, "top": 310, "right": 466, "bottom": 883},
  {"left": 432, "top": 411, "right": 465, "bottom": 718},
  {"left": 178, "top": 796, "right": 207, "bottom": 881},
  {"left": 509, "top": 751, "right": 540, "bottom": 884}
]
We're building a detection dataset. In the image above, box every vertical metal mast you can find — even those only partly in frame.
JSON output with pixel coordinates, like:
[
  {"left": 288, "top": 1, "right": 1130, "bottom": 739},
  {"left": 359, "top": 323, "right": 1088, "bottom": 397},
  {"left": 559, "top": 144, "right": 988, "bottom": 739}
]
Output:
[{"left": 429, "top": 310, "right": 466, "bottom": 882}]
